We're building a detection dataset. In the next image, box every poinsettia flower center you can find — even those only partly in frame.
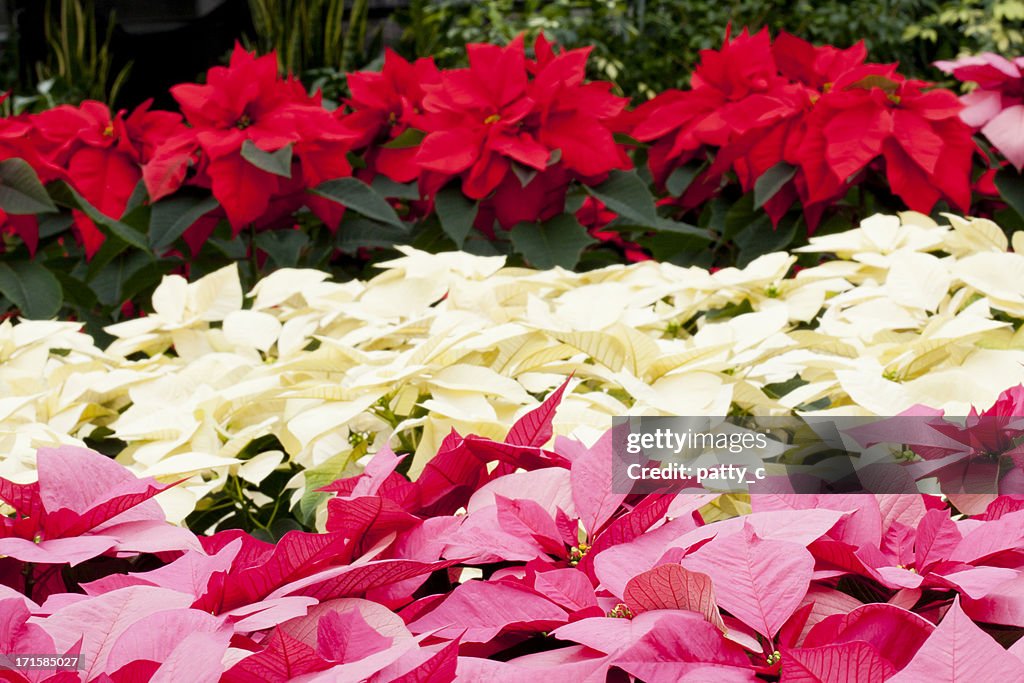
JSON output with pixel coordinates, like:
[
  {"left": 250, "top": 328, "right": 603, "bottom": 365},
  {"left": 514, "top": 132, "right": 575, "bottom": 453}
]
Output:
[
  {"left": 102, "top": 122, "right": 115, "bottom": 137},
  {"left": 236, "top": 113, "right": 253, "bottom": 130},
  {"left": 484, "top": 113, "right": 501, "bottom": 125},
  {"left": 607, "top": 603, "right": 633, "bottom": 619}
]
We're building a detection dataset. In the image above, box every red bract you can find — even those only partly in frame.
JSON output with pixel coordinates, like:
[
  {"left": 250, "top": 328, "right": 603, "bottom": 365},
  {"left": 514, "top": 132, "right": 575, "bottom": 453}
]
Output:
[
  {"left": 416, "top": 34, "right": 629, "bottom": 229},
  {"left": 936, "top": 53, "right": 1024, "bottom": 171},
  {"left": 632, "top": 28, "right": 975, "bottom": 231},
  {"left": 798, "top": 66, "right": 973, "bottom": 215},
  {"left": 0, "top": 114, "right": 59, "bottom": 254},
  {"left": 576, "top": 196, "right": 650, "bottom": 262},
  {"left": 148, "top": 43, "right": 354, "bottom": 232},
  {"left": 342, "top": 49, "right": 440, "bottom": 184},
  {"left": 29, "top": 100, "right": 186, "bottom": 257}
]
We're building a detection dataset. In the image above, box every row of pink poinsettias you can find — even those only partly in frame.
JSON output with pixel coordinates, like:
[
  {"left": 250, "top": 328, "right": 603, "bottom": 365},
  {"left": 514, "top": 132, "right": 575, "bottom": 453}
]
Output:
[{"left": 4, "top": 382, "right": 1024, "bottom": 680}]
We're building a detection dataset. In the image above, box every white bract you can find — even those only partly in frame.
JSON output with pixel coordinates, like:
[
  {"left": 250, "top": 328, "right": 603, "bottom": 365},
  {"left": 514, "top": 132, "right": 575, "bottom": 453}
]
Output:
[{"left": 1, "top": 212, "right": 1023, "bottom": 521}]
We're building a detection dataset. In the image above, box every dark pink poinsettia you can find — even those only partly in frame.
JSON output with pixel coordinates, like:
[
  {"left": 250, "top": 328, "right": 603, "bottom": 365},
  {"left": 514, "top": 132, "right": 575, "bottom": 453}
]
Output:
[
  {"left": 0, "top": 446, "right": 196, "bottom": 600},
  {"left": 936, "top": 52, "right": 1024, "bottom": 171}
]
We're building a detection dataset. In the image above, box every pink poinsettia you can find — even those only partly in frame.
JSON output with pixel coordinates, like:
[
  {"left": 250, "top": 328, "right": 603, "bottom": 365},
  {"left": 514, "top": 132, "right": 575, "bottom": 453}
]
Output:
[
  {"left": 936, "top": 52, "right": 1024, "bottom": 171},
  {"left": 0, "top": 446, "right": 197, "bottom": 600}
]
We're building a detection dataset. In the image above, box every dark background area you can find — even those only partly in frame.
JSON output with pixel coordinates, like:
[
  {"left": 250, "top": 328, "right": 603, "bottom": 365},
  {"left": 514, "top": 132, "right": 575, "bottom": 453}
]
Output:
[{"left": 1, "top": 0, "right": 1021, "bottom": 111}]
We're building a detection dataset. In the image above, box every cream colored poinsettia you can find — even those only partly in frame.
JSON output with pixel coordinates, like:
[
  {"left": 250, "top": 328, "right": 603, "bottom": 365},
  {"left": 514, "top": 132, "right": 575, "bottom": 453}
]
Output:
[{"left": 2, "top": 212, "right": 1024, "bottom": 522}]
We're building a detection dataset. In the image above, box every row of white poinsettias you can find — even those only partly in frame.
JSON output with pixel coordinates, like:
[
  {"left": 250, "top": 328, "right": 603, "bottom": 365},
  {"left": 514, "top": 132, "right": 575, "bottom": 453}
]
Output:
[{"left": 1, "top": 212, "right": 1023, "bottom": 522}]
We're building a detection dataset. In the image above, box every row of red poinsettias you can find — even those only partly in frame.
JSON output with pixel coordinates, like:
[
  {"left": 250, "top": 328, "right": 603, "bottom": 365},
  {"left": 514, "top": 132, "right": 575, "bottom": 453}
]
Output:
[{"left": 1, "top": 29, "right": 1020, "bottom": 260}]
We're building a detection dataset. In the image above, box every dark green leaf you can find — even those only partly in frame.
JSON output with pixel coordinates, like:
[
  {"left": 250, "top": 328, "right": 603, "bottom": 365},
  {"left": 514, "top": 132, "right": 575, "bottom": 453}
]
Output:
[
  {"left": 644, "top": 231, "right": 712, "bottom": 266},
  {"left": 121, "top": 179, "right": 150, "bottom": 217},
  {"left": 653, "top": 218, "right": 711, "bottom": 241},
  {"left": 734, "top": 214, "right": 800, "bottom": 267},
  {"left": 0, "top": 158, "right": 57, "bottom": 214},
  {"left": 312, "top": 177, "right": 404, "bottom": 228},
  {"left": 511, "top": 162, "right": 538, "bottom": 188},
  {"left": 371, "top": 176, "right": 420, "bottom": 200},
  {"left": 586, "top": 170, "right": 660, "bottom": 228},
  {"left": 509, "top": 214, "right": 596, "bottom": 269},
  {"left": 995, "top": 168, "right": 1024, "bottom": 222},
  {"left": 54, "top": 182, "right": 151, "bottom": 253},
  {"left": 381, "top": 128, "right": 425, "bottom": 148},
  {"left": 336, "top": 218, "right": 413, "bottom": 252},
  {"left": 38, "top": 213, "right": 73, "bottom": 239},
  {"left": 255, "top": 230, "right": 310, "bottom": 267},
  {"left": 240, "top": 140, "right": 293, "bottom": 178},
  {"left": 0, "top": 261, "right": 62, "bottom": 319},
  {"left": 53, "top": 270, "right": 97, "bottom": 309},
  {"left": 666, "top": 161, "right": 704, "bottom": 198},
  {"left": 90, "top": 251, "right": 153, "bottom": 307},
  {"left": 723, "top": 193, "right": 761, "bottom": 240},
  {"left": 435, "top": 184, "right": 477, "bottom": 247},
  {"left": 149, "top": 195, "right": 219, "bottom": 251},
  {"left": 753, "top": 162, "right": 796, "bottom": 209},
  {"left": 86, "top": 235, "right": 131, "bottom": 282}
]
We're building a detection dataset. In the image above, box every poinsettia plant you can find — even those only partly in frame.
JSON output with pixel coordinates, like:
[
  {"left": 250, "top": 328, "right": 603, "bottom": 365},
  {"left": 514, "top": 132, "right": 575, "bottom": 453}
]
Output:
[
  {"left": 2, "top": 31, "right": 1024, "bottom": 332},
  {"left": 5, "top": 382, "right": 1024, "bottom": 680}
]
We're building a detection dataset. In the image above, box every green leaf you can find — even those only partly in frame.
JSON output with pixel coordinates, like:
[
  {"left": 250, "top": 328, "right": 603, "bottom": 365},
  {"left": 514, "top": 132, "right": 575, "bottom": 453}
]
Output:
[
  {"left": 90, "top": 251, "right": 154, "bottom": 307},
  {"left": 995, "top": 168, "right": 1024, "bottom": 222},
  {"left": 336, "top": 218, "right": 412, "bottom": 252},
  {"left": 666, "top": 161, "right": 705, "bottom": 198},
  {"left": 511, "top": 161, "right": 538, "bottom": 188},
  {"left": 53, "top": 270, "right": 97, "bottom": 310},
  {"left": 723, "top": 193, "right": 760, "bottom": 240},
  {"left": 121, "top": 179, "right": 150, "bottom": 217},
  {"left": 509, "top": 213, "right": 596, "bottom": 269},
  {"left": 734, "top": 214, "right": 800, "bottom": 267},
  {"left": 0, "top": 261, "right": 62, "bottom": 319},
  {"left": 149, "top": 194, "right": 219, "bottom": 251},
  {"left": 54, "top": 182, "right": 151, "bottom": 252},
  {"left": 644, "top": 231, "right": 712, "bottom": 267},
  {"left": 255, "top": 230, "right": 310, "bottom": 267},
  {"left": 753, "top": 162, "right": 796, "bottom": 209},
  {"left": 381, "top": 127, "right": 426, "bottom": 148},
  {"left": 653, "top": 217, "right": 711, "bottom": 241},
  {"left": 312, "top": 177, "right": 404, "bottom": 228},
  {"left": 240, "top": 140, "right": 293, "bottom": 178},
  {"left": 371, "top": 175, "right": 420, "bottom": 200},
  {"left": 435, "top": 184, "right": 477, "bottom": 247},
  {"left": 586, "top": 170, "right": 660, "bottom": 228},
  {"left": 0, "top": 158, "right": 57, "bottom": 214},
  {"left": 297, "top": 451, "right": 359, "bottom": 527}
]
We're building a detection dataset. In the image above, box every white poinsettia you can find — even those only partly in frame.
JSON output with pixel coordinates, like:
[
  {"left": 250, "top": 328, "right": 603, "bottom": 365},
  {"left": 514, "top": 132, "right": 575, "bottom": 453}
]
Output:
[{"left": 2, "top": 212, "right": 1024, "bottom": 521}]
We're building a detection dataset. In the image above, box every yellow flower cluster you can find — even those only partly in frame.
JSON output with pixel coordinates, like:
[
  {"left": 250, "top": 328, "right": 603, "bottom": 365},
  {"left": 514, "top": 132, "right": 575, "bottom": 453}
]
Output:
[{"left": 2, "top": 212, "right": 1023, "bottom": 521}]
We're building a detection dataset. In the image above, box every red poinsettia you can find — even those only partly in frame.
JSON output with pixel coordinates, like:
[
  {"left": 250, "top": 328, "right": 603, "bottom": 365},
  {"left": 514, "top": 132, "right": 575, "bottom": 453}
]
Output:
[
  {"left": 797, "top": 65, "right": 973, "bottom": 214},
  {"left": 415, "top": 34, "right": 630, "bottom": 230},
  {"left": 632, "top": 28, "right": 975, "bottom": 232},
  {"left": 0, "top": 110, "right": 63, "bottom": 255},
  {"left": 30, "top": 99, "right": 187, "bottom": 257},
  {"left": 341, "top": 49, "right": 440, "bottom": 184},
  {"left": 147, "top": 44, "right": 355, "bottom": 233}
]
